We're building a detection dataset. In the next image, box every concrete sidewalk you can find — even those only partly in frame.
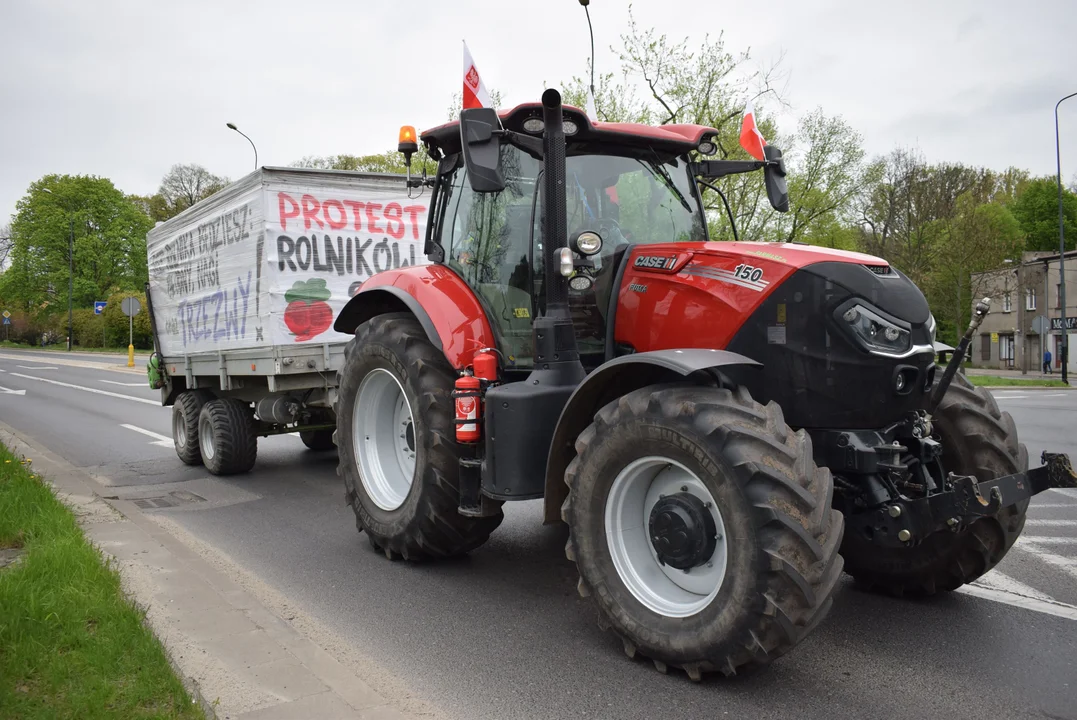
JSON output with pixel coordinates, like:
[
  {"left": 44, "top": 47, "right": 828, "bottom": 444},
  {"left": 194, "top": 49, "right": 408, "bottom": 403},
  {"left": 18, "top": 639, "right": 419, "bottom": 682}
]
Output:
[
  {"left": 964, "top": 365, "right": 1072, "bottom": 382},
  {"left": 0, "top": 423, "right": 425, "bottom": 720}
]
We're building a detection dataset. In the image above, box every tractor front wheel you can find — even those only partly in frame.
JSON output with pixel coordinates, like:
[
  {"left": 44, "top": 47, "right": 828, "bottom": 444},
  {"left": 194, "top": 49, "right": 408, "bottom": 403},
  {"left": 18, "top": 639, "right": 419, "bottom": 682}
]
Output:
[
  {"left": 335, "top": 313, "right": 503, "bottom": 561},
  {"left": 563, "top": 384, "right": 844, "bottom": 679}
]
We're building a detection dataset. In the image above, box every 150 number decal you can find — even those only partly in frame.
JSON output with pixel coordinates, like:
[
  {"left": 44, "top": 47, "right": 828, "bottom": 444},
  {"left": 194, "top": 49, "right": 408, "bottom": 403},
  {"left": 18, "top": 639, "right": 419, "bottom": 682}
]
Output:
[{"left": 733, "top": 264, "right": 764, "bottom": 282}]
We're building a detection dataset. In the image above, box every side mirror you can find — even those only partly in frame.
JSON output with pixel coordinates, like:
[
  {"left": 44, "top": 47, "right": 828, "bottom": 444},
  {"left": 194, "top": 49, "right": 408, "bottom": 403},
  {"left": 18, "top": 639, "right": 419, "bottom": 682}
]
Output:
[
  {"left": 459, "top": 107, "right": 506, "bottom": 193},
  {"left": 763, "top": 145, "right": 789, "bottom": 212}
]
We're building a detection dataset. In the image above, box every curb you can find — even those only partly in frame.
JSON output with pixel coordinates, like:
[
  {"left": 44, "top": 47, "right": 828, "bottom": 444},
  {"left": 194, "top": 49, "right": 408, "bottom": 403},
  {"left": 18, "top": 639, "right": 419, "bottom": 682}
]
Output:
[
  {"left": 0, "top": 351, "right": 146, "bottom": 376},
  {"left": 0, "top": 423, "right": 426, "bottom": 720}
]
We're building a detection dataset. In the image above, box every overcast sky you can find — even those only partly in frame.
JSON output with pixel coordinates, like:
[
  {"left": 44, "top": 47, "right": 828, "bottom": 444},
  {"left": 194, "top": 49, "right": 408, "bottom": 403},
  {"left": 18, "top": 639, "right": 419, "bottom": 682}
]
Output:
[{"left": 2, "top": 0, "right": 1076, "bottom": 227}]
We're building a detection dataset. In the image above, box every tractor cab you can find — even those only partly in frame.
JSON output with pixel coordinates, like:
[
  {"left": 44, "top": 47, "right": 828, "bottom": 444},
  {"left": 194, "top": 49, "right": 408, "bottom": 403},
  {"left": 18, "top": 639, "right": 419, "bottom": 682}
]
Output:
[{"left": 412, "top": 102, "right": 785, "bottom": 375}]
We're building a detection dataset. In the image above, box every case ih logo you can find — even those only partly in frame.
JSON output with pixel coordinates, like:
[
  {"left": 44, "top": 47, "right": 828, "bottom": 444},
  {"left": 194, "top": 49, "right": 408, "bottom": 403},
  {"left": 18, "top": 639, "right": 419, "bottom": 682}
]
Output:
[
  {"left": 465, "top": 65, "right": 480, "bottom": 90},
  {"left": 634, "top": 255, "right": 677, "bottom": 270}
]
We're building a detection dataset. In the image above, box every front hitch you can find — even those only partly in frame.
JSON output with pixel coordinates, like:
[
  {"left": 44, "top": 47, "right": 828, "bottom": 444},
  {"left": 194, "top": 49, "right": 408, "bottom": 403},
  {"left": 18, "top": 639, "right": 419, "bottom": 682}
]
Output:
[{"left": 857, "top": 452, "right": 1077, "bottom": 548}]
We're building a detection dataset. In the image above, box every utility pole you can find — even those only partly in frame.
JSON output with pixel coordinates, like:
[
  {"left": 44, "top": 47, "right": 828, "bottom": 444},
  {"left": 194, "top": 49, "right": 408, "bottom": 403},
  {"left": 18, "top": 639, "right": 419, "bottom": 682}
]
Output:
[{"left": 1054, "top": 91, "right": 1077, "bottom": 384}]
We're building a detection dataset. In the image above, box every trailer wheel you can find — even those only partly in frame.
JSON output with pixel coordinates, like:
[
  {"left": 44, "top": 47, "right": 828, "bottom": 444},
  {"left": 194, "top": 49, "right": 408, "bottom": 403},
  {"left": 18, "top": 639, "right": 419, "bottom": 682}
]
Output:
[
  {"left": 335, "top": 313, "right": 503, "bottom": 561},
  {"left": 197, "top": 398, "right": 258, "bottom": 476},
  {"left": 300, "top": 429, "right": 336, "bottom": 452},
  {"left": 172, "top": 390, "right": 214, "bottom": 465},
  {"left": 563, "top": 384, "right": 844, "bottom": 679},
  {"left": 842, "top": 373, "right": 1028, "bottom": 596}
]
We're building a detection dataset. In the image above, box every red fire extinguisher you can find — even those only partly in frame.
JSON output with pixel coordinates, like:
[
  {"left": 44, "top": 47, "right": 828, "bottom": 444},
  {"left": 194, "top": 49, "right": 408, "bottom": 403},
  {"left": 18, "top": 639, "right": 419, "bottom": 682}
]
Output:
[{"left": 453, "top": 372, "right": 482, "bottom": 443}]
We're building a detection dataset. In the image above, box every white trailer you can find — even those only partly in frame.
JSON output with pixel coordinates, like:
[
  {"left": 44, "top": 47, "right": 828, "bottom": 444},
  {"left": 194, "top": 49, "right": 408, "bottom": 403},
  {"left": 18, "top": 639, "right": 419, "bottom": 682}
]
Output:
[{"left": 145, "top": 166, "right": 431, "bottom": 474}]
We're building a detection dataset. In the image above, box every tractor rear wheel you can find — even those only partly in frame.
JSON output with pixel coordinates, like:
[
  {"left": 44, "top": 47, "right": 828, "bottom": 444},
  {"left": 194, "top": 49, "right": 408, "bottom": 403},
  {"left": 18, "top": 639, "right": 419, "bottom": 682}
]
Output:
[
  {"left": 841, "top": 373, "right": 1028, "bottom": 596},
  {"left": 563, "top": 384, "right": 844, "bottom": 679},
  {"left": 335, "top": 313, "right": 503, "bottom": 561},
  {"left": 172, "top": 389, "right": 214, "bottom": 465},
  {"left": 197, "top": 397, "right": 258, "bottom": 476}
]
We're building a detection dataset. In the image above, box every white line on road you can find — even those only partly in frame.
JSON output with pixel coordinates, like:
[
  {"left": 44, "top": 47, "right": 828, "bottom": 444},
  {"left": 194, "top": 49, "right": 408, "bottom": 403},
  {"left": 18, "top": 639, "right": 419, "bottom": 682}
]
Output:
[
  {"left": 1017, "top": 537, "right": 1077, "bottom": 546},
  {"left": 972, "top": 570, "right": 1056, "bottom": 601},
  {"left": 16, "top": 364, "right": 58, "bottom": 370},
  {"left": 1014, "top": 542, "right": 1077, "bottom": 583},
  {"left": 1024, "top": 519, "right": 1077, "bottom": 527},
  {"left": 100, "top": 379, "right": 149, "bottom": 387},
  {"left": 956, "top": 583, "right": 1077, "bottom": 622},
  {"left": 992, "top": 395, "right": 1029, "bottom": 399},
  {"left": 1030, "top": 503, "right": 1077, "bottom": 509},
  {"left": 120, "top": 423, "right": 173, "bottom": 447},
  {"left": 1051, "top": 488, "right": 1077, "bottom": 501},
  {"left": 9, "top": 372, "right": 159, "bottom": 406},
  {"left": 0, "top": 384, "right": 26, "bottom": 396}
]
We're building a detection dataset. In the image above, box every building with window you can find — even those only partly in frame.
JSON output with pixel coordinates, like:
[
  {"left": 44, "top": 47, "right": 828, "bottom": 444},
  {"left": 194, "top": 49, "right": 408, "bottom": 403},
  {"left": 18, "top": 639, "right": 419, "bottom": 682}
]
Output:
[{"left": 969, "top": 250, "right": 1077, "bottom": 373}]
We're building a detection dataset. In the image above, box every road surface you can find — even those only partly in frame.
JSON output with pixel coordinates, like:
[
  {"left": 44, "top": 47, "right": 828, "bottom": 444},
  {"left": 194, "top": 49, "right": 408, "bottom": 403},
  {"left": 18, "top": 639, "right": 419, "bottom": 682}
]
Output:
[{"left": 2, "top": 350, "right": 1075, "bottom": 720}]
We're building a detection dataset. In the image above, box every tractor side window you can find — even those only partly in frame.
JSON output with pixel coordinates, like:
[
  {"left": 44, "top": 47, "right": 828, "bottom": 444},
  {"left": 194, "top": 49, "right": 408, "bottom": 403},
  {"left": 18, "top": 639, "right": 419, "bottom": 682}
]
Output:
[{"left": 444, "top": 145, "right": 541, "bottom": 368}]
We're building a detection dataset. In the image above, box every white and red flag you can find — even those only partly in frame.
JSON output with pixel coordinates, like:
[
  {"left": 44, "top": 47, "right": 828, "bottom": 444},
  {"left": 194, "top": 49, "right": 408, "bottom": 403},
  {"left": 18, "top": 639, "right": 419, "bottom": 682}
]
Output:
[
  {"left": 739, "top": 100, "right": 768, "bottom": 161},
  {"left": 462, "top": 40, "right": 493, "bottom": 109}
]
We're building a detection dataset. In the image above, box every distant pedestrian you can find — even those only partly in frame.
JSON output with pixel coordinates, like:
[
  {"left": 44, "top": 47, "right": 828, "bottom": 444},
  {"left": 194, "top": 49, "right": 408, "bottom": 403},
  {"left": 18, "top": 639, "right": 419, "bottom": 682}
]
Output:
[{"left": 1044, "top": 349, "right": 1053, "bottom": 374}]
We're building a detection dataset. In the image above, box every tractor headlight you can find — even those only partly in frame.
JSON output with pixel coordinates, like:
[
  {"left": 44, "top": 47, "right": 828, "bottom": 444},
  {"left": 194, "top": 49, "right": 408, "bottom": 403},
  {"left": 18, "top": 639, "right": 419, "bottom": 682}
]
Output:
[
  {"left": 571, "top": 230, "right": 603, "bottom": 256},
  {"left": 840, "top": 303, "right": 911, "bottom": 356}
]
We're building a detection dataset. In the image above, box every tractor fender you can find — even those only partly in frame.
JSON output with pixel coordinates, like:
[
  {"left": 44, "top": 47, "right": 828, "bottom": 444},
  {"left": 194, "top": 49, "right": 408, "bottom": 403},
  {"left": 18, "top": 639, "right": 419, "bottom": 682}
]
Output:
[
  {"left": 541, "top": 348, "right": 760, "bottom": 524},
  {"left": 332, "top": 265, "right": 496, "bottom": 370}
]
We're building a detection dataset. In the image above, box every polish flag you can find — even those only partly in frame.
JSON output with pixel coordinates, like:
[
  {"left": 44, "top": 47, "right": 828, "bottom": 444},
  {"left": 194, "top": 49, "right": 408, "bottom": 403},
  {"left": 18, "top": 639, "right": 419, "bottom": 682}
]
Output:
[
  {"left": 462, "top": 41, "right": 493, "bottom": 109},
  {"left": 739, "top": 101, "right": 767, "bottom": 161}
]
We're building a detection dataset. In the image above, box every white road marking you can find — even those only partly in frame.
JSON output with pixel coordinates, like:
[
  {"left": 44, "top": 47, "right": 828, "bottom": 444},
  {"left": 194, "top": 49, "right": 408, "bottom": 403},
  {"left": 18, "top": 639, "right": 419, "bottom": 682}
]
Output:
[
  {"left": 1030, "top": 503, "right": 1077, "bottom": 509},
  {"left": 1051, "top": 488, "right": 1077, "bottom": 501},
  {"left": 99, "top": 379, "right": 149, "bottom": 387},
  {"left": 9, "top": 373, "right": 158, "bottom": 406},
  {"left": 956, "top": 583, "right": 1077, "bottom": 621},
  {"left": 16, "top": 365, "right": 58, "bottom": 370},
  {"left": 1013, "top": 543, "right": 1077, "bottom": 582},
  {"left": 1024, "top": 519, "right": 1077, "bottom": 527},
  {"left": 971, "top": 570, "right": 1056, "bottom": 601},
  {"left": 993, "top": 395, "right": 1029, "bottom": 400},
  {"left": 120, "top": 423, "right": 173, "bottom": 448},
  {"left": 0, "top": 384, "right": 26, "bottom": 395},
  {"left": 1017, "top": 537, "right": 1077, "bottom": 546}
]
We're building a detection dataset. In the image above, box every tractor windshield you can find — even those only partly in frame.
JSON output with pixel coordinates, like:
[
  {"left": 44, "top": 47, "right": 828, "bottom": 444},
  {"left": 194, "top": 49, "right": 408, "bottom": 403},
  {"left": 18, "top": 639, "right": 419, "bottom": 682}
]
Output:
[{"left": 564, "top": 153, "right": 706, "bottom": 248}]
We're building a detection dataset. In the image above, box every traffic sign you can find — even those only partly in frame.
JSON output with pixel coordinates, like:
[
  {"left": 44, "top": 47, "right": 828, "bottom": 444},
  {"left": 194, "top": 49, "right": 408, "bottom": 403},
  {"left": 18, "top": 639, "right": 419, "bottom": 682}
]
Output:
[
  {"left": 2, "top": 318, "right": 9, "bottom": 325},
  {"left": 1, "top": 310, "right": 10, "bottom": 319},
  {"left": 94, "top": 301, "right": 107, "bottom": 315},
  {"left": 121, "top": 297, "right": 141, "bottom": 317}
]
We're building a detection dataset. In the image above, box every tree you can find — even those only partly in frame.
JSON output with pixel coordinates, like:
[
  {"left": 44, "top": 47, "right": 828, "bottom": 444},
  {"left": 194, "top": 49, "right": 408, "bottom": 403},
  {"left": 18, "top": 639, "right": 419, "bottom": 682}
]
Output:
[
  {"left": 0, "top": 224, "right": 12, "bottom": 270},
  {"left": 1011, "top": 177, "right": 1077, "bottom": 252},
  {"left": 0, "top": 174, "right": 152, "bottom": 316},
  {"left": 925, "top": 194, "right": 1024, "bottom": 342},
  {"left": 147, "top": 164, "right": 229, "bottom": 222},
  {"left": 291, "top": 150, "right": 437, "bottom": 176}
]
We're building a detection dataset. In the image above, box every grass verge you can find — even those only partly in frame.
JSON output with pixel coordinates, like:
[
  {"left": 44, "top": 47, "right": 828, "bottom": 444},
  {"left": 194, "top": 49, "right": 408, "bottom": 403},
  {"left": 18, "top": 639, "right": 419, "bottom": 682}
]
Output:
[
  {"left": 0, "top": 443, "right": 203, "bottom": 719},
  {"left": 966, "top": 374, "right": 1070, "bottom": 388},
  {"left": 0, "top": 341, "right": 151, "bottom": 355}
]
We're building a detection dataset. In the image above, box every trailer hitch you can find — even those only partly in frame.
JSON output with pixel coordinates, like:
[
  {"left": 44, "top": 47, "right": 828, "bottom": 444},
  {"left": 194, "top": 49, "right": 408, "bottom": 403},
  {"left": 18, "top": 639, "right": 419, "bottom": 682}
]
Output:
[{"left": 855, "top": 452, "right": 1077, "bottom": 548}]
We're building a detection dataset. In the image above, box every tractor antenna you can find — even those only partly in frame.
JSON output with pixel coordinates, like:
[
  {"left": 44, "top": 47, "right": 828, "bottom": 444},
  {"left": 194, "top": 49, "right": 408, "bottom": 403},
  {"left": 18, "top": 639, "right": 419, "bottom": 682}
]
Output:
[{"left": 579, "top": 0, "right": 597, "bottom": 120}]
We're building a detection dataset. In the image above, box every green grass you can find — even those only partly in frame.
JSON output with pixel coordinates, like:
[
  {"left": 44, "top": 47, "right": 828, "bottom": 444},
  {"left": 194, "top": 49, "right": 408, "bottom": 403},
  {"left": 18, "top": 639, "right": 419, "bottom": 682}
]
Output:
[
  {"left": 966, "top": 374, "right": 1070, "bottom": 387},
  {"left": 0, "top": 444, "right": 203, "bottom": 720},
  {"left": 0, "top": 341, "right": 151, "bottom": 355}
]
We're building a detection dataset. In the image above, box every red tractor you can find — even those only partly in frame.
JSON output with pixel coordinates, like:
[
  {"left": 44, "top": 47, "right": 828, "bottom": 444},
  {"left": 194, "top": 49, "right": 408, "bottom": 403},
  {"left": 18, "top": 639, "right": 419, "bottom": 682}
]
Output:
[{"left": 331, "top": 90, "right": 1075, "bottom": 679}]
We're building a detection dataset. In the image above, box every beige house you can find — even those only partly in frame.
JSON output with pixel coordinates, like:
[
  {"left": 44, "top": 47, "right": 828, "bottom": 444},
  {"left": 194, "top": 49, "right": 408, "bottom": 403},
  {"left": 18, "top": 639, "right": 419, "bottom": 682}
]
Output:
[{"left": 969, "top": 250, "right": 1077, "bottom": 374}]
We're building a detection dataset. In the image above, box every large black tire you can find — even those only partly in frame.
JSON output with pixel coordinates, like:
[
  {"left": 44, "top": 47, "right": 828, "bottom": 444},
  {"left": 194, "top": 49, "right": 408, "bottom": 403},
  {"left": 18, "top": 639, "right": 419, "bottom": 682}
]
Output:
[
  {"left": 300, "top": 429, "right": 336, "bottom": 452},
  {"left": 172, "top": 390, "right": 214, "bottom": 466},
  {"left": 563, "top": 384, "right": 844, "bottom": 679},
  {"left": 841, "top": 373, "right": 1028, "bottom": 595},
  {"left": 197, "top": 398, "right": 258, "bottom": 476},
  {"left": 334, "top": 313, "right": 503, "bottom": 561}
]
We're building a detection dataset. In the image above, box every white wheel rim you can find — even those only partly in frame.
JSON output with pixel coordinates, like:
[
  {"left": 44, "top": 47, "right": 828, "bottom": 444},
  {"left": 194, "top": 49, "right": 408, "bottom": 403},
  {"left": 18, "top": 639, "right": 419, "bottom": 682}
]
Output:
[
  {"left": 353, "top": 368, "right": 416, "bottom": 511},
  {"left": 198, "top": 414, "right": 215, "bottom": 461},
  {"left": 604, "top": 456, "right": 728, "bottom": 618},
  {"left": 173, "top": 408, "right": 187, "bottom": 448}
]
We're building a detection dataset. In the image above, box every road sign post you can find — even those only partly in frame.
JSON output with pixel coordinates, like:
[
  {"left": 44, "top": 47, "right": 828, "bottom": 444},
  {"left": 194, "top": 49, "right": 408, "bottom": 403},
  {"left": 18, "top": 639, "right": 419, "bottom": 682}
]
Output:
[
  {"left": 94, "top": 302, "right": 107, "bottom": 348},
  {"left": 2, "top": 310, "right": 9, "bottom": 342},
  {"left": 121, "top": 297, "right": 141, "bottom": 368}
]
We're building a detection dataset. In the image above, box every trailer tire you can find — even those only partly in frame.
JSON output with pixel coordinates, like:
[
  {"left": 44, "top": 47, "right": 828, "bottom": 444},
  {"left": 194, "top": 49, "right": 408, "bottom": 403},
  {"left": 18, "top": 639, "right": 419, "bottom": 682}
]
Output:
[
  {"left": 335, "top": 313, "right": 503, "bottom": 561},
  {"left": 300, "top": 429, "right": 336, "bottom": 452},
  {"left": 842, "top": 372, "right": 1028, "bottom": 596},
  {"left": 563, "top": 383, "right": 844, "bottom": 679},
  {"left": 173, "top": 390, "right": 214, "bottom": 466},
  {"left": 197, "top": 398, "right": 258, "bottom": 476}
]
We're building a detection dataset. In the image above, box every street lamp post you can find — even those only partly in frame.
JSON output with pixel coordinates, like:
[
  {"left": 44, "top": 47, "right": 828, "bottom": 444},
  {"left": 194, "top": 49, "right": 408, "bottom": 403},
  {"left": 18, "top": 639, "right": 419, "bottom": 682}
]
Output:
[
  {"left": 1054, "top": 91, "right": 1077, "bottom": 385},
  {"left": 226, "top": 122, "right": 258, "bottom": 170}
]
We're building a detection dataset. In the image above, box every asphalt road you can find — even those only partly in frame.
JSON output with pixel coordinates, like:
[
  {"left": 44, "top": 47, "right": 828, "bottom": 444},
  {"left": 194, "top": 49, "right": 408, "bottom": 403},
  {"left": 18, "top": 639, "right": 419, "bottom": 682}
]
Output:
[{"left": 2, "top": 350, "right": 1076, "bottom": 720}]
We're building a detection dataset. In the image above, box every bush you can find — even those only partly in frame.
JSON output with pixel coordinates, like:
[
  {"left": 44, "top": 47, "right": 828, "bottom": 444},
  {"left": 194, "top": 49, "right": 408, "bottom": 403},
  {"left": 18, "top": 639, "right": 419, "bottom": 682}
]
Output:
[
  {"left": 71, "top": 308, "right": 106, "bottom": 348},
  {"left": 5, "top": 310, "right": 64, "bottom": 347},
  {"left": 101, "top": 292, "right": 153, "bottom": 350}
]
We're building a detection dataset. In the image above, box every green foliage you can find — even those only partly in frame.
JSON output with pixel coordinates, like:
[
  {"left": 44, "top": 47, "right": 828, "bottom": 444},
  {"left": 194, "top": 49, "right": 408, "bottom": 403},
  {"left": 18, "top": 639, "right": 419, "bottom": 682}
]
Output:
[
  {"left": 70, "top": 308, "right": 105, "bottom": 348},
  {"left": 101, "top": 290, "right": 152, "bottom": 349},
  {"left": 1011, "top": 177, "right": 1077, "bottom": 252},
  {"left": 291, "top": 150, "right": 437, "bottom": 177},
  {"left": 0, "top": 443, "right": 204, "bottom": 719},
  {"left": 0, "top": 175, "right": 152, "bottom": 318}
]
